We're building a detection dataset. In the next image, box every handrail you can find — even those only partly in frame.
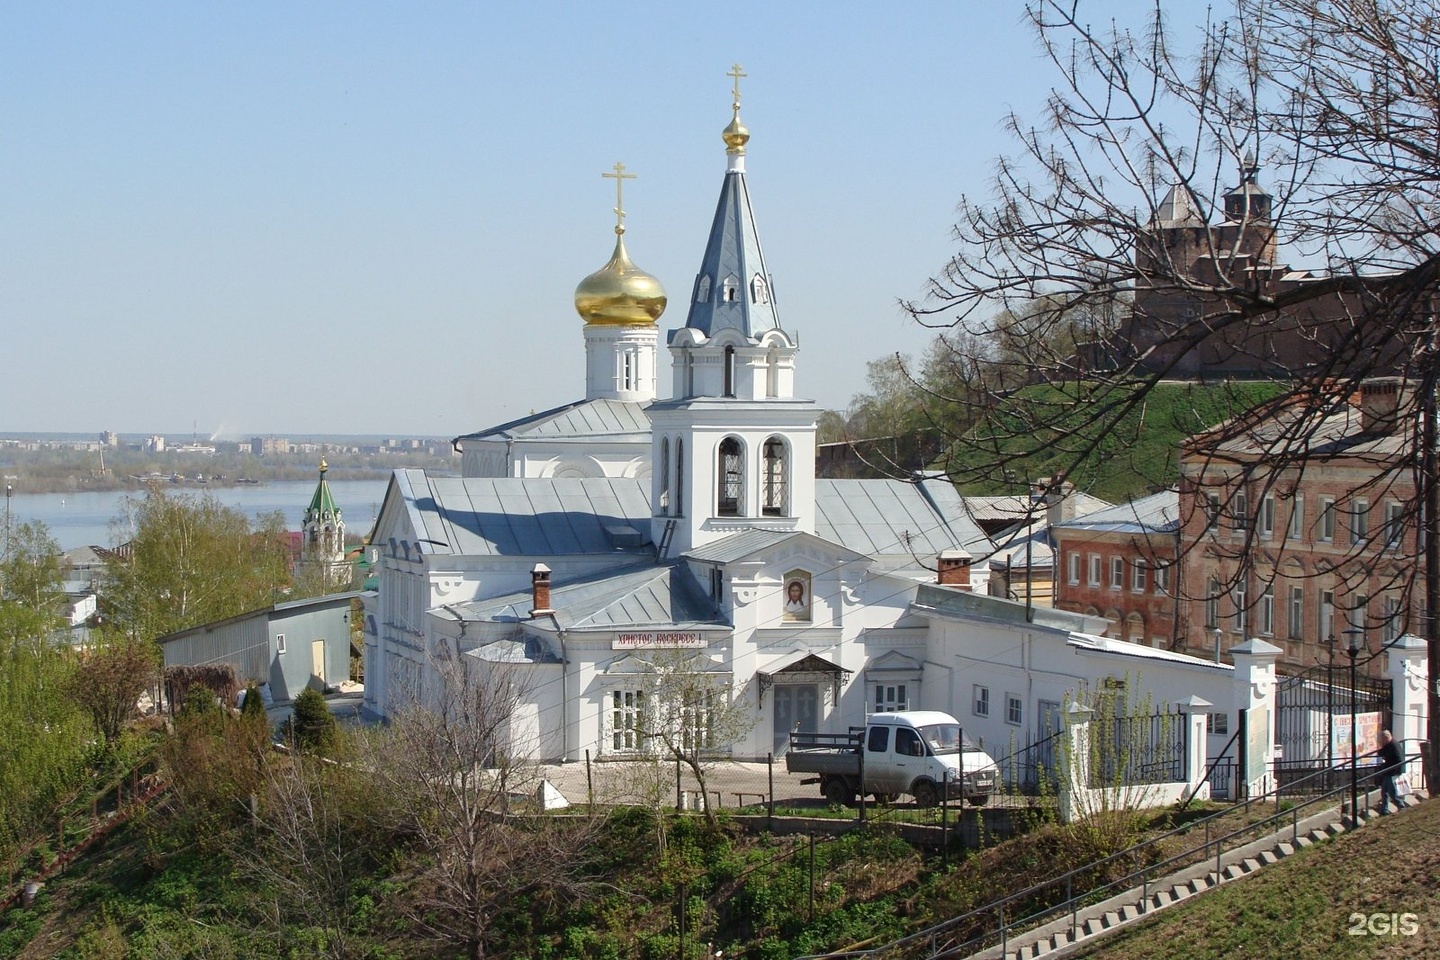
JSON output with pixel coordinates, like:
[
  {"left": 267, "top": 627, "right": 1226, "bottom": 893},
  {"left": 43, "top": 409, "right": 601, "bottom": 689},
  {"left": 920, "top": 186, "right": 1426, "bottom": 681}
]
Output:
[
  {"left": 795, "top": 749, "right": 1425, "bottom": 960},
  {"left": 1178, "top": 726, "right": 1241, "bottom": 811}
]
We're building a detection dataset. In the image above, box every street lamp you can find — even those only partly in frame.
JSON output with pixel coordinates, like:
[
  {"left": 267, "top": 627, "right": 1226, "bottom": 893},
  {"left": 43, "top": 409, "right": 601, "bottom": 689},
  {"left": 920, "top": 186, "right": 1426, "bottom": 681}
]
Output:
[
  {"left": 1343, "top": 626, "right": 1366, "bottom": 822},
  {"left": 1325, "top": 632, "right": 1337, "bottom": 789}
]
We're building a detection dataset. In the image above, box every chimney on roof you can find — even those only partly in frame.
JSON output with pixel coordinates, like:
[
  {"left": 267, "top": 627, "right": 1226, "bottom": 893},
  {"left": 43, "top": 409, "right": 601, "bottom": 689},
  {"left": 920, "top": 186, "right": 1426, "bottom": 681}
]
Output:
[
  {"left": 937, "top": 549, "right": 972, "bottom": 589},
  {"left": 530, "top": 563, "right": 553, "bottom": 617},
  {"left": 1358, "top": 378, "right": 1408, "bottom": 435},
  {"left": 1045, "top": 476, "right": 1077, "bottom": 529}
]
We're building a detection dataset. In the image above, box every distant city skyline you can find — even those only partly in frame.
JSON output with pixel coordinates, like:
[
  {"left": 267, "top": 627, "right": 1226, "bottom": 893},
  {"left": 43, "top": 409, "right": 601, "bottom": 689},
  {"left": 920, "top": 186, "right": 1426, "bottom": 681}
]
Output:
[{"left": 3, "top": 1, "right": 1170, "bottom": 436}]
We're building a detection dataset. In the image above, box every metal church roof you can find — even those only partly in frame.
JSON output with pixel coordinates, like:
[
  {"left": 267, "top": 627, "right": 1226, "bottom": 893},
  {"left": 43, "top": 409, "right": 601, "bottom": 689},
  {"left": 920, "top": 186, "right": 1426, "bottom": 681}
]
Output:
[
  {"left": 681, "top": 167, "right": 780, "bottom": 338},
  {"left": 447, "top": 562, "right": 726, "bottom": 632},
  {"left": 453, "top": 397, "right": 652, "bottom": 445},
  {"left": 386, "top": 471, "right": 653, "bottom": 557},
  {"left": 814, "top": 478, "right": 993, "bottom": 558}
]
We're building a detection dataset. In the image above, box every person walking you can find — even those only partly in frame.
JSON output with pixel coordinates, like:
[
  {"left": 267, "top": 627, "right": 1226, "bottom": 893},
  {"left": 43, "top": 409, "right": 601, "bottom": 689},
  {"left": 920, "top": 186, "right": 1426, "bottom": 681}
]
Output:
[{"left": 1372, "top": 729, "right": 1404, "bottom": 814}]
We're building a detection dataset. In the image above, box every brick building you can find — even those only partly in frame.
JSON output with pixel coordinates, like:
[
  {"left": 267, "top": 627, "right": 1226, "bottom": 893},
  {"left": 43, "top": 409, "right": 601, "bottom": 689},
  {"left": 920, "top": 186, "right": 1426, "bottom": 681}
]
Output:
[
  {"left": 1052, "top": 489, "right": 1180, "bottom": 648},
  {"left": 1177, "top": 379, "right": 1418, "bottom": 676}
]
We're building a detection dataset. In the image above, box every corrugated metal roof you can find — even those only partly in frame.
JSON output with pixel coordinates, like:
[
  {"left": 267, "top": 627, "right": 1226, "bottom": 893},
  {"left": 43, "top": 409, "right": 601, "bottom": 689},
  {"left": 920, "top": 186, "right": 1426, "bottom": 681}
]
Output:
[
  {"left": 393, "top": 471, "right": 653, "bottom": 557},
  {"left": 450, "top": 563, "right": 726, "bottom": 630},
  {"left": 814, "top": 478, "right": 992, "bottom": 558},
  {"left": 1056, "top": 489, "right": 1180, "bottom": 535},
  {"left": 453, "top": 398, "right": 652, "bottom": 444},
  {"left": 682, "top": 529, "right": 793, "bottom": 564}
]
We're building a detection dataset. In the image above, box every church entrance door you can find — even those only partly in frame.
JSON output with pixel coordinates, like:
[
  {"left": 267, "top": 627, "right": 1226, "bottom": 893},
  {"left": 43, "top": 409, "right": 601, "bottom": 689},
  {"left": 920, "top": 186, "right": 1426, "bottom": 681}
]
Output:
[{"left": 774, "top": 684, "right": 818, "bottom": 754}]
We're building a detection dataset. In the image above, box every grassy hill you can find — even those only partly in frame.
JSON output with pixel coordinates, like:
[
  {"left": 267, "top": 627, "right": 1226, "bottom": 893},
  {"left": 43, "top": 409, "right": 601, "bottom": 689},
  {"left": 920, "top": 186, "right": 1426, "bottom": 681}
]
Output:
[
  {"left": 942, "top": 380, "right": 1288, "bottom": 503},
  {"left": 1070, "top": 798, "right": 1440, "bottom": 959}
]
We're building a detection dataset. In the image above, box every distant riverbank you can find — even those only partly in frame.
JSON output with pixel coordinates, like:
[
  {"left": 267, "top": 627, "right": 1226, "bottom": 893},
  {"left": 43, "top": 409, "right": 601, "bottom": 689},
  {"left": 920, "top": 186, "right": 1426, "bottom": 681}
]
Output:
[{"left": 6, "top": 479, "right": 392, "bottom": 551}]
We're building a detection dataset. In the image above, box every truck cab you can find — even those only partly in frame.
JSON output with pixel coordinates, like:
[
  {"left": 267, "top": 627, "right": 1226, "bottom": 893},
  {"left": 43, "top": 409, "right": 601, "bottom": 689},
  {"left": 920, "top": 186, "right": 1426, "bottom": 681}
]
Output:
[{"left": 863, "top": 711, "right": 998, "bottom": 806}]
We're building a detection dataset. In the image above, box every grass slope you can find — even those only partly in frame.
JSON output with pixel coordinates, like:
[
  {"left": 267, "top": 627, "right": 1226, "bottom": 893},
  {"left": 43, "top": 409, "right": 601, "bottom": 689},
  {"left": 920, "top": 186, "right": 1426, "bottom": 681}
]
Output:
[
  {"left": 947, "top": 381, "right": 1288, "bottom": 503},
  {"left": 1070, "top": 800, "right": 1440, "bottom": 959}
]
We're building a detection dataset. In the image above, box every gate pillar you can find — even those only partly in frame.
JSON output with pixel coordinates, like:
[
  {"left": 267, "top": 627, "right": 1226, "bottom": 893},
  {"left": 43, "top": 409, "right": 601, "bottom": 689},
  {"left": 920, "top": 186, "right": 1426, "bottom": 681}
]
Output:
[
  {"left": 1231, "top": 638, "right": 1282, "bottom": 798},
  {"left": 1387, "top": 633, "right": 1427, "bottom": 780}
]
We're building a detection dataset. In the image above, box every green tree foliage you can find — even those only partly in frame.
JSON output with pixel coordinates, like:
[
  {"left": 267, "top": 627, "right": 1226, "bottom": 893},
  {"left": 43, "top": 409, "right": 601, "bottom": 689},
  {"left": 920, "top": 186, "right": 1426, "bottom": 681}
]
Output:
[
  {"left": 0, "top": 521, "right": 88, "bottom": 873},
  {"left": 101, "top": 489, "right": 293, "bottom": 641},
  {"left": 1, "top": 520, "right": 70, "bottom": 614},
  {"left": 290, "top": 687, "right": 337, "bottom": 754}
]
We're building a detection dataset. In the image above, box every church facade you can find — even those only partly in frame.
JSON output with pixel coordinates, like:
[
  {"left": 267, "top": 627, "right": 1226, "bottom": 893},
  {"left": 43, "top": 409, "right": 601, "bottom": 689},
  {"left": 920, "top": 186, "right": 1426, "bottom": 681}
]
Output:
[{"left": 362, "top": 79, "right": 1006, "bottom": 760}]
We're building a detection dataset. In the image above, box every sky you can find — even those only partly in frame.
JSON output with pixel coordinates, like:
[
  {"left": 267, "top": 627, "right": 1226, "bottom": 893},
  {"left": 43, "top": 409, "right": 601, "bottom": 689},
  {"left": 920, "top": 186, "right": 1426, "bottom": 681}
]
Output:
[{"left": 1, "top": 1, "right": 1169, "bottom": 439}]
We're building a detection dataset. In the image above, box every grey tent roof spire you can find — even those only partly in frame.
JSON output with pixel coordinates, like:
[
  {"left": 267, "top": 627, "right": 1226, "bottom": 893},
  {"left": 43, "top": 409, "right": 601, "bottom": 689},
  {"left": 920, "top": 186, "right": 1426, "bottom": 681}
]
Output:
[{"left": 682, "top": 66, "right": 780, "bottom": 339}]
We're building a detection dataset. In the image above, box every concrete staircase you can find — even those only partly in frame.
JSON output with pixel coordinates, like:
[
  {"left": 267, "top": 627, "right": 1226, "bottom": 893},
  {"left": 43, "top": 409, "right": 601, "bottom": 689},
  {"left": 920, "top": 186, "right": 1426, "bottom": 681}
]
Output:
[{"left": 967, "top": 790, "right": 1426, "bottom": 960}]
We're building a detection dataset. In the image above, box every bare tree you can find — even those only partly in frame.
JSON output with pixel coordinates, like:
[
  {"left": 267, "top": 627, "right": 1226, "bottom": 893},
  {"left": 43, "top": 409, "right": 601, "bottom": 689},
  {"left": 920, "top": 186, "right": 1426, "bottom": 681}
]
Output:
[
  {"left": 70, "top": 635, "right": 159, "bottom": 744},
  {"left": 376, "top": 651, "right": 602, "bottom": 960},
  {"left": 633, "top": 648, "right": 758, "bottom": 825},
  {"left": 903, "top": 0, "right": 1440, "bottom": 785}
]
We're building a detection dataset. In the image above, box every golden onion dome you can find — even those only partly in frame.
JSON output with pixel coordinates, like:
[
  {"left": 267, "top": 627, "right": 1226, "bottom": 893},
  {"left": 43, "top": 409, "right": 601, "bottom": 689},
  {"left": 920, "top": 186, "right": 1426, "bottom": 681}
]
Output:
[
  {"left": 574, "top": 227, "right": 667, "bottom": 326},
  {"left": 723, "top": 110, "right": 750, "bottom": 155}
]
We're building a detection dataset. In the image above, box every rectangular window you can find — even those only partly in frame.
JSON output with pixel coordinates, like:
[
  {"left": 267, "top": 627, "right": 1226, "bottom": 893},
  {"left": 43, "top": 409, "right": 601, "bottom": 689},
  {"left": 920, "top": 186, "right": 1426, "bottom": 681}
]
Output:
[
  {"left": 1005, "top": 693, "right": 1023, "bottom": 726},
  {"left": 1288, "top": 585, "right": 1304, "bottom": 640},
  {"left": 1260, "top": 584, "right": 1275, "bottom": 636},
  {"left": 1088, "top": 554, "right": 1102, "bottom": 587},
  {"left": 1232, "top": 490, "right": 1249, "bottom": 536},
  {"left": 1131, "top": 559, "right": 1147, "bottom": 593},
  {"left": 1319, "top": 498, "right": 1335, "bottom": 542},
  {"left": 1385, "top": 502, "right": 1405, "bottom": 549},
  {"left": 1207, "top": 712, "right": 1229, "bottom": 735},
  {"left": 1233, "top": 583, "right": 1247, "bottom": 634},
  {"left": 1350, "top": 500, "right": 1369, "bottom": 545},
  {"left": 1382, "top": 596, "right": 1401, "bottom": 644},
  {"left": 973, "top": 684, "right": 990, "bottom": 718},
  {"left": 1110, "top": 557, "right": 1124, "bottom": 589},
  {"left": 1205, "top": 577, "right": 1220, "bottom": 629},
  {"left": 1288, "top": 493, "right": 1305, "bottom": 541},
  {"left": 710, "top": 566, "right": 724, "bottom": 603},
  {"left": 1260, "top": 494, "right": 1276, "bottom": 539},
  {"left": 611, "top": 689, "right": 645, "bottom": 752},
  {"left": 1349, "top": 595, "right": 1369, "bottom": 640},
  {"left": 1205, "top": 493, "right": 1221, "bottom": 532},
  {"left": 1154, "top": 563, "right": 1170, "bottom": 595},
  {"left": 275, "top": 633, "right": 287, "bottom": 655},
  {"left": 874, "top": 684, "right": 908, "bottom": 713},
  {"left": 1067, "top": 552, "right": 1080, "bottom": 585},
  {"left": 1319, "top": 590, "right": 1335, "bottom": 643}
]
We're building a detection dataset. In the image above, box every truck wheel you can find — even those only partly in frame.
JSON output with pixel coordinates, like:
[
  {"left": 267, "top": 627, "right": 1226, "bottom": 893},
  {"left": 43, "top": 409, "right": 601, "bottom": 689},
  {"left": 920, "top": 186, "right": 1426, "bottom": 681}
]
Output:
[
  {"left": 824, "top": 778, "right": 855, "bottom": 807},
  {"left": 967, "top": 794, "right": 990, "bottom": 807},
  {"left": 912, "top": 781, "right": 939, "bottom": 808}
]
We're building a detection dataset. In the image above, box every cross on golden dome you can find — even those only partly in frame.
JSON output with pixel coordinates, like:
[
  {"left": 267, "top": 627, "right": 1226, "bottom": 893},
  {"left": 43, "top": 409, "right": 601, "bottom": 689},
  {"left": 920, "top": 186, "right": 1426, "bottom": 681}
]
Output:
[
  {"left": 601, "top": 161, "right": 636, "bottom": 235},
  {"left": 727, "top": 63, "right": 747, "bottom": 109}
]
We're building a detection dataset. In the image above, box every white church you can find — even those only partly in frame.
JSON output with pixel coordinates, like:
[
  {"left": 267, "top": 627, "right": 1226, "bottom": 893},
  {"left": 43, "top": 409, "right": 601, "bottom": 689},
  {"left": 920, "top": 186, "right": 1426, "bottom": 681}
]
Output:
[{"left": 360, "top": 77, "right": 1253, "bottom": 765}]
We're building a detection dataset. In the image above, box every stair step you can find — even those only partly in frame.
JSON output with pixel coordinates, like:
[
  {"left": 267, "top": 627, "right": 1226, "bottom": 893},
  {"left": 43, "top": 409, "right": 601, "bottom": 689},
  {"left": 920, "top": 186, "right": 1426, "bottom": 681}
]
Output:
[{"left": 1275, "top": 841, "right": 1295, "bottom": 856}]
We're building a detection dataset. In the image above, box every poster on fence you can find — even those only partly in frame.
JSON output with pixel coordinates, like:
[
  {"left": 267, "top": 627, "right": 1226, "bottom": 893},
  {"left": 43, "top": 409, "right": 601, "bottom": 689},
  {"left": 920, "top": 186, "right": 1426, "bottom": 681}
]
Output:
[{"left": 1331, "top": 711, "right": 1383, "bottom": 761}]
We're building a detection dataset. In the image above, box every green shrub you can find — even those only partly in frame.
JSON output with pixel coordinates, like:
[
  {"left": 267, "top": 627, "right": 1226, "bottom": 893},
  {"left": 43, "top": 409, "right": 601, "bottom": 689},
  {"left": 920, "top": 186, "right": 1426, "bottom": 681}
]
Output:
[{"left": 290, "top": 688, "right": 336, "bottom": 754}]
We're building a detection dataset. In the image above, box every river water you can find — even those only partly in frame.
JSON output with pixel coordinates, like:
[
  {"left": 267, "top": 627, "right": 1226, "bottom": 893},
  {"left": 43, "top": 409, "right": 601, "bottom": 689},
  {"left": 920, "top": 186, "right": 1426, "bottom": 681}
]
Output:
[{"left": 4, "top": 479, "right": 391, "bottom": 551}]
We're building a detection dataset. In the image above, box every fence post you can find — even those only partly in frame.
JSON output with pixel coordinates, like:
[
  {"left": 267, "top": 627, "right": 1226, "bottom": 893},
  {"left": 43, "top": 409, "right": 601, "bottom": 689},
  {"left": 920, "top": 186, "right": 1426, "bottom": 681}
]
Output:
[
  {"left": 1231, "top": 638, "right": 1283, "bottom": 799},
  {"left": 1176, "top": 696, "right": 1212, "bottom": 804},
  {"left": 767, "top": 752, "right": 774, "bottom": 826},
  {"left": 675, "top": 756, "right": 682, "bottom": 812},
  {"left": 1386, "top": 633, "right": 1427, "bottom": 783},
  {"left": 1059, "top": 702, "right": 1094, "bottom": 823},
  {"left": 585, "top": 749, "right": 593, "bottom": 809}
]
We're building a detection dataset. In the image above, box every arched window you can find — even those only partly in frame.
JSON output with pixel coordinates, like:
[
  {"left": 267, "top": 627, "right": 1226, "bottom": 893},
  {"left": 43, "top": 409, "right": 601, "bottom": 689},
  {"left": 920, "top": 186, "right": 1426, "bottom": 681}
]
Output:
[
  {"left": 751, "top": 274, "right": 769, "bottom": 304},
  {"left": 695, "top": 275, "right": 711, "bottom": 303},
  {"left": 717, "top": 437, "right": 743, "bottom": 516},
  {"left": 684, "top": 352, "right": 695, "bottom": 397},
  {"left": 762, "top": 436, "right": 788, "bottom": 516},
  {"left": 722, "top": 276, "right": 739, "bottom": 302},
  {"left": 675, "top": 438, "right": 685, "bottom": 516},
  {"left": 766, "top": 348, "right": 779, "bottom": 398},
  {"left": 659, "top": 437, "right": 671, "bottom": 514},
  {"left": 723, "top": 346, "right": 736, "bottom": 398}
]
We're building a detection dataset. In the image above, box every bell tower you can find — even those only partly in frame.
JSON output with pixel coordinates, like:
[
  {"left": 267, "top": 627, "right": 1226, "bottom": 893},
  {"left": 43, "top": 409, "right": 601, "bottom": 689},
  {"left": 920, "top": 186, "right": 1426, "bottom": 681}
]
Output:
[{"left": 649, "top": 67, "right": 818, "bottom": 557}]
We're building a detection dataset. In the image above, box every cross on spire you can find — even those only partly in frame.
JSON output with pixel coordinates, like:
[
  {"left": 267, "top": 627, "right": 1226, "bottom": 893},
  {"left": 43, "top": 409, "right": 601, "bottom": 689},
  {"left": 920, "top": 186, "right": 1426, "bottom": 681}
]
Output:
[
  {"left": 601, "top": 161, "right": 636, "bottom": 234},
  {"left": 727, "top": 63, "right": 747, "bottom": 109}
]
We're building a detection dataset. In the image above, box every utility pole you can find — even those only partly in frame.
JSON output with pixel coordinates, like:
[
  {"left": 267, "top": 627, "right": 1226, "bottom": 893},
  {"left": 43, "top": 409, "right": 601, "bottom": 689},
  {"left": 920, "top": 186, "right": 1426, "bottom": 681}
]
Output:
[{"left": 1423, "top": 378, "right": 1439, "bottom": 794}]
